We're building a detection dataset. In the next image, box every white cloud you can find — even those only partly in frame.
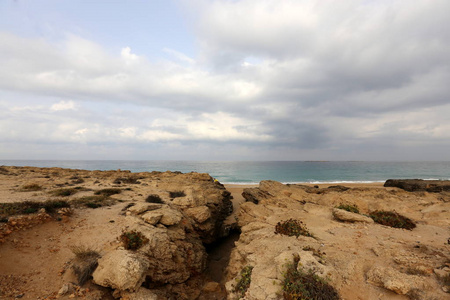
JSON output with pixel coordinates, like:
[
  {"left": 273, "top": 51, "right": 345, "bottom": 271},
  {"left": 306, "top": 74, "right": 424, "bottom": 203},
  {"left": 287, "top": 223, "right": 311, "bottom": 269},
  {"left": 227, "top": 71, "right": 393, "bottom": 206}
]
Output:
[
  {"left": 121, "top": 47, "right": 140, "bottom": 65},
  {"left": 51, "top": 100, "right": 76, "bottom": 111}
]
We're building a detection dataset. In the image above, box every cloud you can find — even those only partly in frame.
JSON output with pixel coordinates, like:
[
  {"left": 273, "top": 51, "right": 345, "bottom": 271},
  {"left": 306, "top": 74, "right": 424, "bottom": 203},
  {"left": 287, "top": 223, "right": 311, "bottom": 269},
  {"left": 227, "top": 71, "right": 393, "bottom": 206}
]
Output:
[
  {"left": 0, "top": 0, "right": 449, "bottom": 160},
  {"left": 50, "top": 100, "right": 76, "bottom": 111}
]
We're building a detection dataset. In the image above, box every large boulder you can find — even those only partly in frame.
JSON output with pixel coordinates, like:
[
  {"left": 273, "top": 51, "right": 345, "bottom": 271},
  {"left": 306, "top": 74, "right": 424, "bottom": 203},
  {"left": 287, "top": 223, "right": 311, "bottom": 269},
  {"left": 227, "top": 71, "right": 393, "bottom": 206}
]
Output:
[
  {"left": 125, "top": 221, "right": 206, "bottom": 285},
  {"left": 92, "top": 250, "right": 149, "bottom": 291}
]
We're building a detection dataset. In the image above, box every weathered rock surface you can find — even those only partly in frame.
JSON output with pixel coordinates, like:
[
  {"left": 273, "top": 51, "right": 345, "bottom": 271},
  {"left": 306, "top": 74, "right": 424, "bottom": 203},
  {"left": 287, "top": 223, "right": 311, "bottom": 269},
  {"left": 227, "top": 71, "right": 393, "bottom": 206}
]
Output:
[
  {"left": 185, "top": 206, "right": 211, "bottom": 223},
  {"left": 225, "top": 180, "right": 450, "bottom": 300},
  {"left": 92, "top": 250, "right": 149, "bottom": 291},
  {"left": 384, "top": 179, "right": 450, "bottom": 192},
  {"left": 332, "top": 208, "right": 374, "bottom": 223},
  {"left": 366, "top": 266, "right": 427, "bottom": 295}
]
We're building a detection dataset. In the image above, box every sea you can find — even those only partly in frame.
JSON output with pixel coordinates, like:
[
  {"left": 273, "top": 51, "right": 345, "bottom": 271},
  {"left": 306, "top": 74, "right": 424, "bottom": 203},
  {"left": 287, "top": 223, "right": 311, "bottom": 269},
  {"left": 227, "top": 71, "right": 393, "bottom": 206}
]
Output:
[{"left": 1, "top": 160, "right": 449, "bottom": 185}]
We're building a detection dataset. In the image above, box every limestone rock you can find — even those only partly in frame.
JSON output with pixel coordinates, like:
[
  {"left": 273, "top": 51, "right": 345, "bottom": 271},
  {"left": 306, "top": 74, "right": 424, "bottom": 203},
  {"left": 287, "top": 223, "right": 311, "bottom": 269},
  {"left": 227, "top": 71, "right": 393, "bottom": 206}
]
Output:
[
  {"left": 158, "top": 207, "right": 183, "bottom": 226},
  {"left": 141, "top": 211, "right": 163, "bottom": 225},
  {"left": 126, "top": 223, "right": 207, "bottom": 284},
  {"left": 185, "top": 206, "right": 211, "bottom": 223},
  {"left": 92, "top": 250, "right": 149, "bottom": 291},
  {"left": 366, "top": 266, "right": 427, "bottom": 295},
  {"left": 128, "top": 203, "right": 162, "bottom": 215},
  {"left": 332, "top": 208, "right": 374, "bottom": 223}
]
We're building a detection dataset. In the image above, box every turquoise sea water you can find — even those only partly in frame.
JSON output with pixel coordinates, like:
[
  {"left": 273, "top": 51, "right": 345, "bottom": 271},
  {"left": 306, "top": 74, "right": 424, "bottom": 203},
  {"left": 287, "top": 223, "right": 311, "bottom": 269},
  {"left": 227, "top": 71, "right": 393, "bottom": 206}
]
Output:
[{"left": 1, "top": 160, "right": 449, "bottom": 184}]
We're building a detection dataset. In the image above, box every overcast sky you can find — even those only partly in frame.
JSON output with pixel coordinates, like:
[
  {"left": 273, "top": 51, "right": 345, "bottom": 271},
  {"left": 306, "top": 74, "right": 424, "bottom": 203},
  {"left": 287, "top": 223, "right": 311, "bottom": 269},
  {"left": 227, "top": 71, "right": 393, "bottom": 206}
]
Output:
[{"left": 0, "top": 0, "right": 449, "bottom": 161}]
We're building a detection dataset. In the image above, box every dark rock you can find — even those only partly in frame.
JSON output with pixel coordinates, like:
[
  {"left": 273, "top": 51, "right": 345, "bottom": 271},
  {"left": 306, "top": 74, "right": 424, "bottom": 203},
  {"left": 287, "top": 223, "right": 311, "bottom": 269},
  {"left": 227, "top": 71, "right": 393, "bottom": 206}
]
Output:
[
  {"left": 242, "top": 188, "right": 272, "bottom": 204},
  {"left": 384, "top": 179, "right": 450, "bottom": 192}
]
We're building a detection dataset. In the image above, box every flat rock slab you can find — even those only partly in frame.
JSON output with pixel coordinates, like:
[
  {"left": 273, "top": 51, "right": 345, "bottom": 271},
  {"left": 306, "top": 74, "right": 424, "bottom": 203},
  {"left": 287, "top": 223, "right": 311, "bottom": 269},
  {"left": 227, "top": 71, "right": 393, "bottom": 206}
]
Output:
[{"left": 332, "top": 208, "right": 374, "bottom": 223}]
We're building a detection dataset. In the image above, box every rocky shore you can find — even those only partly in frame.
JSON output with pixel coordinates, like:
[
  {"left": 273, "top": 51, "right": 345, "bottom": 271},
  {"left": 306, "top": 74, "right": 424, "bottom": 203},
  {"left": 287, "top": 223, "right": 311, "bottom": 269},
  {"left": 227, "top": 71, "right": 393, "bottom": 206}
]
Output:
[{"left": 0, "top": 166, "right": 449, "bottom": 299}]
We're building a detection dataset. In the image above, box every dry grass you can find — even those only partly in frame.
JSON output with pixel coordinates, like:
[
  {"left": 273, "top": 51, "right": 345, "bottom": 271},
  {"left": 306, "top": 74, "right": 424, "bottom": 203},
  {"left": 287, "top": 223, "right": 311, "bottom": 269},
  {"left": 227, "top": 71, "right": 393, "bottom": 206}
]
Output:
[
  {"left": 50, "top": 188, "right": 79, "bottom": 197},
  {"left": 70, "top": 245, "right": 101, "bottom": 285},
  {"left": 94, "top": 188, "right": 122, "bottom": 197},
  {"left": 19, "top": 183, "right": 43, "bottom": 192}
]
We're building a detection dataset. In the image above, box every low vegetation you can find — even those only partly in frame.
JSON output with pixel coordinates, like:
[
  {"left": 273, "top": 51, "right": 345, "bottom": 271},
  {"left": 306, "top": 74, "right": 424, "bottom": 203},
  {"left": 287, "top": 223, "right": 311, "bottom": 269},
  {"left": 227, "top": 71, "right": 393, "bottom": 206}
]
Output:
[
  {"left": 70, "top": 245, "right": 101, "bottom": 285},
  {"left": 0, "top": 200, "right": 70, "bottom": 217},
  {"left": 20, "top": 183, "right": 43, "bottom": 192},
  {"left": 369, "top": 210, "right": 416, "bottom": 230},
  {"left": 120, "top": 230, "right": 148, "bottom": 250},
  {"left": 71, "top": 195, "right": 116, "bottom": 209},
  {"left": 275, "top": 219, "right": 313, "bottom": 238},
  {"left": 234, "top": 265, "right": 254, "bottom": 299},
  {"left": 113, "top": 176, "right": 142, "bottom": 184},
  {"left": 336, "top": 203, "right": 359, "bottom": 214},
  {"left": 282, "top": 255, "right": 339, "bottom": 300},
  {"left": 146, "top": 194, "right": 164, "bottom": 204},
  {"left": 94, "top": 188, "right": 122, "bottom": 197},
  {"left": 50, "top": 188, "right": 79, "bottom": 197},
  {"left": 169, "top": 191, "right": 186, "bottom": 198}
]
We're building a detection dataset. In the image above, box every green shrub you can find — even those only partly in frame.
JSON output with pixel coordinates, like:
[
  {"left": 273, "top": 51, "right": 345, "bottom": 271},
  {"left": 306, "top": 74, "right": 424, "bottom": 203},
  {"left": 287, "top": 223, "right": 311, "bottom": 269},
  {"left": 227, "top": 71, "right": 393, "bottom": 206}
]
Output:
[
  {"left": 369, "top": 211, "right": 416, "bottom": 230},
  {"left": 275, "top": 219, "right": 313, "bottom": 238},
  {"left": 336, "top": 204, "right": 359, "bottom": 214},
  {"left": 169, "top": 191, "right": 186, "bottom": 198},
  {"left": 94, "top": 188, "right": 122, "bottom": 197},
  {"left": 234, "top": 265, "right": 253, "bottom": 299},
  {"left": 146, "top": 194, "right": 164, "bottom": 204},
  {"left": 282, "top": 263, "right": 340, "bottom": 300},
  {"left": 120, "top": 230, "right": 148, "bottom": 250}
]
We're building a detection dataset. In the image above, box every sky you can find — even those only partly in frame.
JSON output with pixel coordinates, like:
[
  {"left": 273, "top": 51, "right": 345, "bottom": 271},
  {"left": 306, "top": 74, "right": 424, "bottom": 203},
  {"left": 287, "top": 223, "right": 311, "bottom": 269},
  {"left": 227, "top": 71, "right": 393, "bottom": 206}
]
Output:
[{"left": 0, "top": 0, "right": 449, "bottom": 161}]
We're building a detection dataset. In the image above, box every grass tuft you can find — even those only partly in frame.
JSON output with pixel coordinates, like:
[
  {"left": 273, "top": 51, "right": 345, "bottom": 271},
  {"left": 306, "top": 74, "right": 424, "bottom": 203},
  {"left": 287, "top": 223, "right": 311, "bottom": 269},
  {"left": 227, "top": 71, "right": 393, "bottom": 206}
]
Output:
[
  {"left": 50, "top": 188, "right": 79, "bottom": 197},
  {"left": 20, "top": 183, "right": 42, "bottom": 191},
  {"left": 234, "top": 265, "right": 253, "bottom": 299},
  {"left": 70, "top": 245, "right": 101, "bottom": 285},
  {"left": 369, "top": 210, "right": 416, "bottom": 230},
  {"left": 282, "top": 256, "right": 339, "bottom": 300},
  {"left": 94, "top": 188, "right": 122, "bottom": 197},
  {"left": 146, "top": 194, "right": 164, "bottom": 204},
  {"left": 120, "top": 230, "right": 148, "bottom": 250},
  {"left": 71, "top": 195, "right": 115, "bottom": 208},
  {"left": 275, "top": 219, "right": 313, "bottom": 238},
  {"left": 169, "top": 191, "right": 186, "bottom": 198},
  {"left": 336, "top": 204, "right": 359, "bottom": 214}
]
